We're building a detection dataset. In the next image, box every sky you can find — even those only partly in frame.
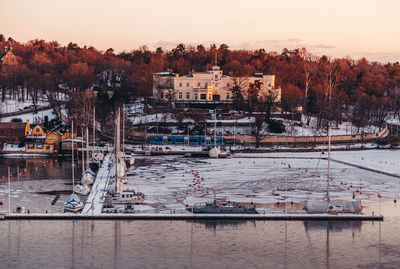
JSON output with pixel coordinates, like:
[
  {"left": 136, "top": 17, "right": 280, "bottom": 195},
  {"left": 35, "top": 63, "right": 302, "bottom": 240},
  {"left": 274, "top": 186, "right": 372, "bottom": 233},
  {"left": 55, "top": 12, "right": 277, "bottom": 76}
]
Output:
[{"left": 1, "top": 0, "right": 400, "bottom": 62}]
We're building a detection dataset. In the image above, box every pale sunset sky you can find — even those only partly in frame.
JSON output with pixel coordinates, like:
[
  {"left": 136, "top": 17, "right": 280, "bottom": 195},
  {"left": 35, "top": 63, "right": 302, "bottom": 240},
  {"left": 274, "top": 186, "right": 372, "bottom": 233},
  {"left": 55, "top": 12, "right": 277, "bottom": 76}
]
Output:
[{"left": 1, "top": 0, "right": 399, "bottom": 62}]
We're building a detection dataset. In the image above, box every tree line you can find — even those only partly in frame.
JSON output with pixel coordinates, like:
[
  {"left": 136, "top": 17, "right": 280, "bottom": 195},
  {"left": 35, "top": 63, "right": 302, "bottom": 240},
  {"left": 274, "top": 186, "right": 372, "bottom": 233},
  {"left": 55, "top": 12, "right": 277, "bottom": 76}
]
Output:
[{"left": 1, "top": 34, "right": 400, "bottom": 133}]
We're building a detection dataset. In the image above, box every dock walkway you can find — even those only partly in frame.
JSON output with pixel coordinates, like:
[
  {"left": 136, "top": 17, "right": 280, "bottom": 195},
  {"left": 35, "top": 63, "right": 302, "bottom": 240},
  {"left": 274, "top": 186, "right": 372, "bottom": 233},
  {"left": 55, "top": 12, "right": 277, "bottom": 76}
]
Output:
[
  {"left": 1, "top": 213, "right": 383, "bottom": 221},
  {"left": 82, "top": 153, "right": 113, "bottom": 215}
]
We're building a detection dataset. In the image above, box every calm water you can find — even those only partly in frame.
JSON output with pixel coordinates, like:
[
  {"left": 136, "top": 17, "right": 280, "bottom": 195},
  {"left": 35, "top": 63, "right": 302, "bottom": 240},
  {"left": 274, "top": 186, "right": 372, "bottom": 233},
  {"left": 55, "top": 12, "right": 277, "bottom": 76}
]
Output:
[
  {"left": 0, "top": 211, "right": 399, "bottom": 269},
  {"left": 0, "top": 156, "right": 400, "bottom": 268}
]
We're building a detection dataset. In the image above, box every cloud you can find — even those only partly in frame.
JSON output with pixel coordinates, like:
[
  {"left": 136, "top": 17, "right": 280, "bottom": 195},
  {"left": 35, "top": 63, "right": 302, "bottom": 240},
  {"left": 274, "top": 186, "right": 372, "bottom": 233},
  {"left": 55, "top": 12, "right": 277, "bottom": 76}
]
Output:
[
  {"left": 348, "top": 51, "right": 400, "bottom": 63},
  {"left": 285, "top": 38, "right": 302, "bottom": 43},
  {"left": 311, "top": 44, "right": 336, "bottom": 49}
]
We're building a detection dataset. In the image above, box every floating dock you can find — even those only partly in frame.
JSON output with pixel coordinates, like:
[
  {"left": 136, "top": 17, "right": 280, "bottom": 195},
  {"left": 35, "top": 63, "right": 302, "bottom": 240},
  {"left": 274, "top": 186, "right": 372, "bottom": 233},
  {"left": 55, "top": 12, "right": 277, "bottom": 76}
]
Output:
[
  {"left": 81, "top": 153, "right": 113, "bottom": 215},
  {"left": 0, "top": 213, "right": 383, "bottom": 221}
]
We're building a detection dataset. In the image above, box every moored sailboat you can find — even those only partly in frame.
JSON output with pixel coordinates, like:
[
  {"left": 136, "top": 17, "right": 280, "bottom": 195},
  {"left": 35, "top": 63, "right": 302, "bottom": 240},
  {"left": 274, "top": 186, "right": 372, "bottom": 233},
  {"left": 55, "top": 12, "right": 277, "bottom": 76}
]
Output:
[
  {"left": 304, "top": 128, "right": 362, "bottom": 214},
  {"left": 64, "top": 121, "right": 84, "bottom": 212}
]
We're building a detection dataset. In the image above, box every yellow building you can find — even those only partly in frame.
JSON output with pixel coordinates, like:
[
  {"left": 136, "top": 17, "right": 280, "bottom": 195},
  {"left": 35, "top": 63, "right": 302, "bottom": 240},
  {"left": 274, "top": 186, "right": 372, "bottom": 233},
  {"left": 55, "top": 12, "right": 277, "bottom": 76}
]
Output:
[
  {"left": 23, "top": 120, "right": 75, "bottom": 154},
  {"left": 0, "top": 41, "right": 18, "bottom": 71},
  {"left": 153, "top": 65, "right": 281, "bottom": 103}
]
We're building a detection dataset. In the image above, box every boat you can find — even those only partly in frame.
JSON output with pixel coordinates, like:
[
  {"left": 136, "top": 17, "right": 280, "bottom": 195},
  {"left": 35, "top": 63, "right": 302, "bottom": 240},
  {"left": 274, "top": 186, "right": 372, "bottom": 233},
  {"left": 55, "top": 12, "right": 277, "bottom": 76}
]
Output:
[
  {"left": 81, "top": 168, "right": 96, "bottom": 185},
  {"left": 14, "top": 206, "right": 29, "bottom": 213},
  {"left": 187, "top": 199, "right": 257, "bottom": 214},
  {"left": 13, "top": 166, "right": 30, "bottom": 213},
  {"left": 64, "top": 193, "right": 84, "bottom": 212},
  {"left": 73, "top": 183, "right": 91, "bottom": 195},
  {"left": 304, "top": 128, "right": 362, "bottom": 214},
  {"left": 111, "top": 190, "right": 145, "bottom": 205},
  {"left": 208, "top": 110, "right": 229, "bottom": 158},
  {"left": 64, "top": 121, "right": 84, "bottom": 212}
]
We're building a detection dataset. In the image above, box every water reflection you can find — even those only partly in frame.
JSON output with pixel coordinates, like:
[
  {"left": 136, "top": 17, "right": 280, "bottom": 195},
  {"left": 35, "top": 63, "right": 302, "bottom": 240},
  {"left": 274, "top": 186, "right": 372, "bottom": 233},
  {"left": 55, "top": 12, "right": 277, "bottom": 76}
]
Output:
[
  {"left": 187, "top": 219, "right": 249, "bottom": 230},
  {"left": 0, "top": 218, "right": 396, "bottom": 269},
  {"left": 303, "top": 220, "right": 362, "bottom": 232}
]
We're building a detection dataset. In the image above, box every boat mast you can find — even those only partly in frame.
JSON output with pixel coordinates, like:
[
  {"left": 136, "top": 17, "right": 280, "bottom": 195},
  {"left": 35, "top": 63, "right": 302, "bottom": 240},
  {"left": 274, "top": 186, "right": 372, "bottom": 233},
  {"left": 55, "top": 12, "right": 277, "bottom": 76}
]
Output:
[
  {"left": 327, "top": 127, "right": 331, "bottom": 202},
  {"left": 81, "top": 127, "right": 85, "bottom": 174},
  {"left": 72, "top": 121, "right": 75, "bottom": 194},
  {"left": 93, "top": 106, "right": 96, "bottom": 149},
  {"left": 86, "top": 126, "right": 89, "bottom": 170},
  {"left": 214, "top": 109, "right": 217, "bottom": 147},
  {"left": 8, "top": 167, "right": 10, "bottom": 214},
  {"left": 17, "top": 166, "right": 20, "bottom": 206},
  {"left": 115, "top": 106, "right": 121, "bottom": 193},
  {"left": 122, "top": 105, "right": 125, "bottom": 154}
]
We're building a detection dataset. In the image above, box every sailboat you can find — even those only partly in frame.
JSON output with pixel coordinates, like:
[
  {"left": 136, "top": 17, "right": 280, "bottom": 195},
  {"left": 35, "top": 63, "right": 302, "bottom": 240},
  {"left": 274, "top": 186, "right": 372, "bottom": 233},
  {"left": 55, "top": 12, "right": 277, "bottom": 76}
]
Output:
[
  {"left": 14, "top": 166, "right": 29, "bottom": 213},
  {"left": 209, "top": 110, "right": 221, "bottom": 158},
  {"left": 108, "top": 106, "right": 143, "bottom": 206},
  {"left": 304, "top": 128, "right": 361, "bottom": 214},
  {"left": 64, "top": 121, "right": 85, "bottom": 212}
]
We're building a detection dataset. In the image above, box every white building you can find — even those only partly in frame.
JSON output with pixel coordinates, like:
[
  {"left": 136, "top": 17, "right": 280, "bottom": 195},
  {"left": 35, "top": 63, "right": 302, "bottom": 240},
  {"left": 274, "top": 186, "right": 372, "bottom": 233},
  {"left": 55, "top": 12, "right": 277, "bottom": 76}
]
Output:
[{"left": 153, "top": 66, "right": 281, "bottom": 103}]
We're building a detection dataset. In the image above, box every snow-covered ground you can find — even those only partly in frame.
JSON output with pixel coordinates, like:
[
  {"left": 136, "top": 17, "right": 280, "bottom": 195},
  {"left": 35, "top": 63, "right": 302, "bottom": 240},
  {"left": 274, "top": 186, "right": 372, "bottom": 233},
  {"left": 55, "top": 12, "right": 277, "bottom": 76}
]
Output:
[
  {"left": 0, "top": 98, "right": 49, "bottom": 114},
  {"left": 0, "top": 108, "right": 57, "bottom": 123},
  {"left": 2, "top": 144, "right": 25, "bottom": 152}
]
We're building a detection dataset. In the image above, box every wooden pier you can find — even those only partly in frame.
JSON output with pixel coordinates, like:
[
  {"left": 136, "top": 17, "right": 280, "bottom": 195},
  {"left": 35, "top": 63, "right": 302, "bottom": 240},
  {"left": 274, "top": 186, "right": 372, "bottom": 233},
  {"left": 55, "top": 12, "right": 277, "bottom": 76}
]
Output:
[
  {"left": 0, "top": 213, "right": 383, "bottom": 221},
  {"left": 81, "top": 153, "right": 113, "bottom": 215}
]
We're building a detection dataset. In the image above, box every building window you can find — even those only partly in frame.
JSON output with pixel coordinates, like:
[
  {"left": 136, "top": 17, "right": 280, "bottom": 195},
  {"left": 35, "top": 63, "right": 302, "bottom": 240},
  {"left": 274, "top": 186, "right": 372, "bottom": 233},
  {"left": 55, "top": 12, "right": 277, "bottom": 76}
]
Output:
[
  {"left": 200, "top": 94, "right": 207, "bottom": 100},
  {"left": 195, "top": 93, "right": 198, "bottom": 100},
  {"left": 36, "top": 128, "right": 40, "bottom": 132},
  {"left": 215, "top": 75, "right": 218, "bottom": 79},
  {"left": 268, "top": 83, "right": 271, "bottom": 87},
  {"left": 179, "top": 92, "right": 183, "bottom": 99},
  {"left": 179, "top": 82, "right": 182, "bottom": 87},
  {"left": 160, "top": 92, "right": 164, "bottom": 99},
  {"left": 186, "top": 82, "right": 190, "bottom": 87},
  {"left": 227, "top": 82, "right": 230, "bottom": 87},
  {"left": 208, "top": 94, "right": 212, "bottom": 101},
  {"left": 226, "top": 93, "right": 230, "bottom": 100},
  {"left": 37, "top": 144, "right": 44, "bottom": 149},
  {"left": 205, "top": 82, "right": 208, "bottom": 87},
  {"left": 186, "top": 92, "right": 190, "bottom": 99},
  {"left": 197, "top": 82, "right": 201, "bottom": 87},
  {"left": 215, "top": 83, "right": 218, "bottom": 87}
]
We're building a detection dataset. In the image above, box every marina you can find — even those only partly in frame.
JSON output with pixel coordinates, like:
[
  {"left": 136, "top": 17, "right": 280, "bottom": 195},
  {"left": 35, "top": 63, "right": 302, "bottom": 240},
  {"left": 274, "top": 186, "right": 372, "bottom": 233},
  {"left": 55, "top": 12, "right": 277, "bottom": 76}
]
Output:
[{"left": 1, "top": 149, "right": 397, "bottom": 219}]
